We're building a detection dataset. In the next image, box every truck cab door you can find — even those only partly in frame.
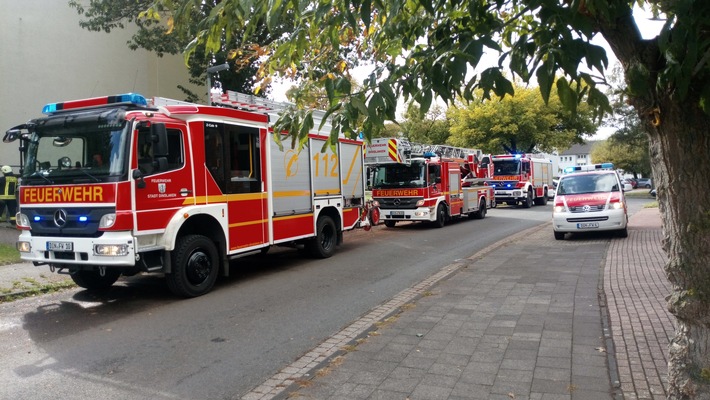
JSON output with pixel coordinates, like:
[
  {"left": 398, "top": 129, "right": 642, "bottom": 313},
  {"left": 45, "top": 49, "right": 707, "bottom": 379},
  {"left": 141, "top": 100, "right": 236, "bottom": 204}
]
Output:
[{"left": 132, "top": 123, "right": 193, "bottom": 233}]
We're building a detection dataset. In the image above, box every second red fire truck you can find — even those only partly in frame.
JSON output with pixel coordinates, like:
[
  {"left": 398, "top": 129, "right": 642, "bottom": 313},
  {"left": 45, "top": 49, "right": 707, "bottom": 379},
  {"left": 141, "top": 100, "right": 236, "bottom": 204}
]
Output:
[
  {"left": 4, "top": 91, "right": 370, "bottom": 297},
  {"left": 365, "top": 138, "right": 495, "bottom": 228},
  {"left": 487, "top": 153, "right": 553, "bottom": 208}
]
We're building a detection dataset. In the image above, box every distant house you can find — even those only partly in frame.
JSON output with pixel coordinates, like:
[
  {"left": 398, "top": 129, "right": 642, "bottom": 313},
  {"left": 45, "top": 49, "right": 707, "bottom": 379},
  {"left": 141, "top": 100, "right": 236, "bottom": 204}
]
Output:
[{"left": 557, "top": 141, "right": 600, "bottom": 175}]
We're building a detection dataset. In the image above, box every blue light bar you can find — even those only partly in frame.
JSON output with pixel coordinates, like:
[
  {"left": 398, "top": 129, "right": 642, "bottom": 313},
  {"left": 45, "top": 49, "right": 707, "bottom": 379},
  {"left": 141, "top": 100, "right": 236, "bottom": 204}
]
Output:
[
  {"left": 514, "top": 154, "right": 522, "bottom": 159},
  {"left": 423, "top": 151, "right": 437, "bottom": 158},
  {"left": 42, "top": 93, "right": 147, "bottom": 114}
]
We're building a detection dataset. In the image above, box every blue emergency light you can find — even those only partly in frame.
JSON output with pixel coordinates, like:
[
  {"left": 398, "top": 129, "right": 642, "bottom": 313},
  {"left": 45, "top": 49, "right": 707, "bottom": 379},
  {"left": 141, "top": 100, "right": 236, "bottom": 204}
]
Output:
[
  {"left": 563, "top": 162, "right": 615, "bottom": 174},
  {"left": 42, "top": 93, "right": 148, "bottom": 114}
]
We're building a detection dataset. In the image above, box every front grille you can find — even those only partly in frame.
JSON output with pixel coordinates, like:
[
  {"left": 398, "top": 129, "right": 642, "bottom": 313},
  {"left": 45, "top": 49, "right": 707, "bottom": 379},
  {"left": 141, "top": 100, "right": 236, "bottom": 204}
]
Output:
[
  {"left": 567, "top": 216, "right": 609, "bottom": 223},
  {"left": 374, "top": 197, "right": 423, "bottom": 210},
  {"left": 25, "top": 207, "right": 114, "bottom": 237},
  {"left": 569, "top": 205, "right": 605, "bottom": 213}
]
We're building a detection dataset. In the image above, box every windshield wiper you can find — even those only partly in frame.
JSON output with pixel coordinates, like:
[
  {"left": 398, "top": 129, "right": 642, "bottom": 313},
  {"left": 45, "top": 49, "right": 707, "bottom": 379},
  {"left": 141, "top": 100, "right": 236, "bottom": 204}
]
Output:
[
  {"left": 28, "top": 171, "right": 54, "bottom": 185},
  {"left": 75, "top": 168, "right": 101, "bottom": 183}
]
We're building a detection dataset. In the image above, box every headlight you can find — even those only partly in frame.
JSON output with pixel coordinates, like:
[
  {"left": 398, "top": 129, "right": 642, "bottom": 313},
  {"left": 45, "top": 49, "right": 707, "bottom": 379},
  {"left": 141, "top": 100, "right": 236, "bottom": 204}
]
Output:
[
  {"left": 99, "top": 213, "right": 117, "bottom": 229},
  {"left": 553, "top": 206, "right": 565, "bottom": 213},
  {"left": 610, "top": 202, "right": 624, "bottom": 209},
  {"left": 416, "top": 199, "right": 425, "bottom": 207},
  {"left": 372, "top": 200, "right": 380, "bottom": 207},
  {"left": 94, "top": 244, "right": 129, "bottom": 256},
  {"left": 16, "top": 213, "right": 31, "bottom": 228},
  {"left": 17, "top": 241, "right": 31, "bottom": 252}
]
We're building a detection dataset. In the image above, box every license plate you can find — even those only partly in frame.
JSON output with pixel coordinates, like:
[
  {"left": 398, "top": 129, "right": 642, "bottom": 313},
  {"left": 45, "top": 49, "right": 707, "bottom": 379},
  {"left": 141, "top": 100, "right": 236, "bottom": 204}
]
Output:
[
  {"left": 47, "top": 241, "right": 73, "bottom": 251},
  {"left": 577, "top": 222, "right": 599, "bottom": 229},
  {"left": 391, "top": 211, "right": 404, "bottom": 216}
]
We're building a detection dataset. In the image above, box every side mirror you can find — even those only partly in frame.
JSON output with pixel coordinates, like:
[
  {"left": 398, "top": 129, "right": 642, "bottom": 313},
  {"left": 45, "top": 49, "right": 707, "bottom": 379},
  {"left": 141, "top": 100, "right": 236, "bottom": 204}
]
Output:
[
  {"left": 623, "top": 183, "right": 633, "bottom": 192},
  {"left": 132, "top": 169, "right": 146, "bottom": 189},
  {"left": 3, "top": 129, "right": 21, "bottom": 143},
  {"left": 151, "top": 123, "right": 169, "bottom": 157},
  {"left": 53, "top": 136, "right": 73, "bottom": 147}
]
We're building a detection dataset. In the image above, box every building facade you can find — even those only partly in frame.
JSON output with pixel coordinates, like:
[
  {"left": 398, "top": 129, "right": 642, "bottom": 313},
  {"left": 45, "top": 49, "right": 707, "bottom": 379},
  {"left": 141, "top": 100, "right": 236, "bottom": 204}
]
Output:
[{"left": 0, "top": 1, "right": 200, "bottom": 171}]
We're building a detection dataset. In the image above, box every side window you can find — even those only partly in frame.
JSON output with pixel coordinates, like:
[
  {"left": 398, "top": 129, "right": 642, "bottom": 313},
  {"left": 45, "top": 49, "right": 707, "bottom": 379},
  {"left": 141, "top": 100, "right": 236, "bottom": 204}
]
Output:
[
  {"left": 204, "top": 122, "right": 226, "bottom": 190},
  {"left": 428, "top": 164, "right": 441, "bottom": 184},
  {"left": 225, "top": 124, "right": 261, "bottom": 194},
  {"left": 137, "top": 127, "right": 184, "bottom": 176}
]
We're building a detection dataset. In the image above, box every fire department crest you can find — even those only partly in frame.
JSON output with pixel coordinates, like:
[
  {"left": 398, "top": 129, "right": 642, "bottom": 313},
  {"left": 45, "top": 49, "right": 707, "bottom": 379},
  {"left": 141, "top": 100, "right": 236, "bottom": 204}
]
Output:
[{"left": 158, "top": 183, "right": 166, "bottom": 193}]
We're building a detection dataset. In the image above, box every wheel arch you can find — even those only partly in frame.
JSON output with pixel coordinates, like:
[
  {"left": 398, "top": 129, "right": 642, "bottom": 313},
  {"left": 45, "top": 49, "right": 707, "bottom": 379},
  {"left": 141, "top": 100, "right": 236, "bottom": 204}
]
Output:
[
  {"left": 160, "top": 206, "right": 227, "bottom": 274},
  {"left": 316, "top": 205, "right": 343, "bottom": 245}
]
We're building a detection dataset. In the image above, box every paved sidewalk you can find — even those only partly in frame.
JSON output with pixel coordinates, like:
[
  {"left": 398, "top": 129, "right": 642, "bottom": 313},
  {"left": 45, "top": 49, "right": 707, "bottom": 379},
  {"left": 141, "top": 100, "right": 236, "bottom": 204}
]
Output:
[{"left": 241, "top": 208, "right": 671, "bottom": 400}]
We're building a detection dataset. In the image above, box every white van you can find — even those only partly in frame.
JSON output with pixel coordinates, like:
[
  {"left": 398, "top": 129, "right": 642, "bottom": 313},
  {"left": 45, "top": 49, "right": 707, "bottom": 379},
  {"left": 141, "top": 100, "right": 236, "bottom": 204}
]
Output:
[{"left": 552, "top": 163, "right": 632, "bottom": 240}]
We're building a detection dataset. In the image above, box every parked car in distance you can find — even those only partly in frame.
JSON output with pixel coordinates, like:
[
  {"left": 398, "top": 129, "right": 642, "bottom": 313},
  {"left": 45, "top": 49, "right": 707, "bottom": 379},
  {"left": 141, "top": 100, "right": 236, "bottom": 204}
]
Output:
[
  {"left": 548, "top": 179, "right": 558, "bottom": 199},
  {"left": 636, "top": 178, "right": 653, "bottom": 188},
  {"left": 623, "top": 178, "right": 638, "bottom": 189}
]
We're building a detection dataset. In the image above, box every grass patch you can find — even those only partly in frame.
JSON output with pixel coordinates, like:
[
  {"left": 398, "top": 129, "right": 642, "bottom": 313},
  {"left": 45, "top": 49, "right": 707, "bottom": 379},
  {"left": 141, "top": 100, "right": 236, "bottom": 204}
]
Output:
[
  {"left": 644, "top": 201, "right": 659, "bottom": 208},
  {"left": 0, "top": 279, "right": 76, "bottom": 303},
  {"left": 625, "top": 190, "right": 655, "bottom": 199},
  {"left": 0, "top": 243, "right": 21, "bottom": 265}
]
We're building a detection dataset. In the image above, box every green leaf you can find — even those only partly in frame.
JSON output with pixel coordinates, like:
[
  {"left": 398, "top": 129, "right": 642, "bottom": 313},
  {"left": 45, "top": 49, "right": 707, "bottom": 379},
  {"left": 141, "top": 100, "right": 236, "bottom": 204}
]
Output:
[
  {"left": 536, "top": 59, "right": 554, "bottom": 104},
  {"left": 556, "top": 78, "right": 577, "bottom": 113},
  {"left": 361, "top": 0, "right": 371, "bottom": 30}
]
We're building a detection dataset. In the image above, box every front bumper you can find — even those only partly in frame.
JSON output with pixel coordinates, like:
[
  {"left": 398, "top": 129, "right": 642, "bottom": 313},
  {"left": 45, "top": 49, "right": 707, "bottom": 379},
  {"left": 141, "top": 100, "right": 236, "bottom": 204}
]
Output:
[
  {"left": 380, "top": 207, "right": 435, "bottom": 222},
  {"left": 494, "top": 189, "right": 525, "bottom": 202},
  {"left": 552, "top": 208, "right": 627, "bottom": 233},
  {"left": 17, "top": 231, "right": 137, "bottom": 266}
]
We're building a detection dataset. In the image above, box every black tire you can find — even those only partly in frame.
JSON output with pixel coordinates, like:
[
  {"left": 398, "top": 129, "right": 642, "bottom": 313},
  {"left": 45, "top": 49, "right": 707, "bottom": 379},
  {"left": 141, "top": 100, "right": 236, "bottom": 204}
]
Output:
[
  {"left": 522, "top": 191, "right": 533, "bottom": 208},
  {"left": 534, "top": 190, "right": 548, "bottom": 206},
  {"left": 70, "top": 268, "right": 121, "bottom": 291},
  {"left": 384, "top": 220, "right": 397, "bottom": 228},
  {"left": 554, "top": 231, "right": 565, "bottom": 240},
  {"left": 472, "top": 198, "right": 487, "bottom": 219},
  {"left": 307, "top": 216, "right": 338, "bottom": 258},
  {"left": 645, "top": 184, "right": 651, "bottom": 188},
  {"left": 166, "top": 234, "right": 219, "bottom": 298},
  {"left": 433, "top": 204, "right": 446, "bottom": 228},
  {"left": 617, "top": 227, "right": 629, "bottom": 238}
]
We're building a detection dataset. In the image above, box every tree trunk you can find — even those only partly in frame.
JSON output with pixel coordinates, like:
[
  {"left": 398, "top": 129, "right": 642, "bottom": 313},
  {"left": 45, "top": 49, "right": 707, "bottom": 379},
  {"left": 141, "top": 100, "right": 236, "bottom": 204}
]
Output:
[{"left": 644, "top": 95, "right": 710, "bottom": 399}]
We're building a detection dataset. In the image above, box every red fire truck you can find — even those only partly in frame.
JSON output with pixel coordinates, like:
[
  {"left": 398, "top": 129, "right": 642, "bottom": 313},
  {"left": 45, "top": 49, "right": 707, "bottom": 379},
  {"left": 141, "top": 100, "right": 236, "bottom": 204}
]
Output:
[
  {"left": 3, "top": 91, "right": 370, "bottom": 297},
  {"left": 487, "top": 153, "right": 553, "bottom": 208},
  {"left": 365, "top": 138, "right": 494, "bottom": 228}
]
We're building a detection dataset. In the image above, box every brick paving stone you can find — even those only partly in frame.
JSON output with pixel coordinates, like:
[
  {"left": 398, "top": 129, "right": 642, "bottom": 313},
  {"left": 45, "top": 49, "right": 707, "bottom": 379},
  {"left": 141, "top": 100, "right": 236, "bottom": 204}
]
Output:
[{"left": 242, "top": 208, "right": 672, "bottom": 400}]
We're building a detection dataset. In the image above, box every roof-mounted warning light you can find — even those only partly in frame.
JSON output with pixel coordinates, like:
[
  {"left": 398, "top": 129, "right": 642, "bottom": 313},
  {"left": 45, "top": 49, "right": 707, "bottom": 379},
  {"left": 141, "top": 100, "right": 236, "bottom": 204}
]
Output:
[
  {"left": 42, "top": 93, "right": 148, "bottom": 114},
  {"left": 563, "top": 162, "right": 614, "bottom": 174}
]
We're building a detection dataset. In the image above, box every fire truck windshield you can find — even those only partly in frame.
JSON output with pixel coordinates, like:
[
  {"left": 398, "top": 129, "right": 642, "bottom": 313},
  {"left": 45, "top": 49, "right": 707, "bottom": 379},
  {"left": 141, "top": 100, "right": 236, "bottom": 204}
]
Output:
[
  {"left": 22, "top": 120, "right": 130, "bottom": 184},
  {"left": 371, "top": 162, "right": 427, "bottom": 189},
  {"left": 493, "top": 160, "right": 521, "bottom": 176}
]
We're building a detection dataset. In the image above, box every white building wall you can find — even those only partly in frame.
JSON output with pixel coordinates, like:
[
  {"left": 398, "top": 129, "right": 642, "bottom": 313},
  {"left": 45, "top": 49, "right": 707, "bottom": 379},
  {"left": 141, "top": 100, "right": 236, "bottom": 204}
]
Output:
[{"left": 0, "top": 1, "right": 201, "bottom": 171}]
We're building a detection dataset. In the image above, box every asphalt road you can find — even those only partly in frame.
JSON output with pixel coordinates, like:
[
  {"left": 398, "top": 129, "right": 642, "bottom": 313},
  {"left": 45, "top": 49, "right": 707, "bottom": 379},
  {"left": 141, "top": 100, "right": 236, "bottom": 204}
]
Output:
[{"left": 0, "top": 198, "right": 649, "bottom": 399}]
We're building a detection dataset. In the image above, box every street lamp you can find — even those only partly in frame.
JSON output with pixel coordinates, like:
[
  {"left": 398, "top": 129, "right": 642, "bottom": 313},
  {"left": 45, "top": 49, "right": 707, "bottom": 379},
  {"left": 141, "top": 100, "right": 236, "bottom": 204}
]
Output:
[{"left": 206, "top": 63, "right": 229, "bottom": 105}]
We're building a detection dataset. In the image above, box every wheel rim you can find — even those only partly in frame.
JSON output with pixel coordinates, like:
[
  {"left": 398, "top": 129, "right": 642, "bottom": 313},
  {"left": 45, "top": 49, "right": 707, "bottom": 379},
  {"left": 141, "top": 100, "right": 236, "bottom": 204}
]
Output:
[
  {"left": 185, "top": 249, "right": 212, "bottom": 286},
  {"left": 320, "top": 224, "right": 335, "bottom": 251}
]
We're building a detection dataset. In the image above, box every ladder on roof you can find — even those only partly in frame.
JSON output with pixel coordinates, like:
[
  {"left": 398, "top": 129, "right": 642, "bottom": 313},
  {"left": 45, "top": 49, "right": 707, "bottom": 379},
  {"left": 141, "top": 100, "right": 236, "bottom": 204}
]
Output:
[
  {"left": 408, "top": 142, "right": 482, "bottom": 161},
  {"left": 212, "top": 90, "right": 331, "bottom": 133},
  {"left": 152, "top": 90, "right": 332, "bottom": 133}
]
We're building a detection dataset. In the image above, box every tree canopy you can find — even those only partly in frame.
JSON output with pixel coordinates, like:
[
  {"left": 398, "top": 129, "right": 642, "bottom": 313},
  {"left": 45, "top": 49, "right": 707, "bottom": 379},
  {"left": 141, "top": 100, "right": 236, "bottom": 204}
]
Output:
[{"left": 447, "top": 83, "right": 596, "bottom": 154}]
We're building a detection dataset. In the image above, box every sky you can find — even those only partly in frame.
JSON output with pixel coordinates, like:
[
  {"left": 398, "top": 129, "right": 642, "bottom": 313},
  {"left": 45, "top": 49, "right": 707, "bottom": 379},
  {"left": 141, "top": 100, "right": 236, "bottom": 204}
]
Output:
[{"left": 267, "top": 6, "right": 666, "bottom": 141}]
